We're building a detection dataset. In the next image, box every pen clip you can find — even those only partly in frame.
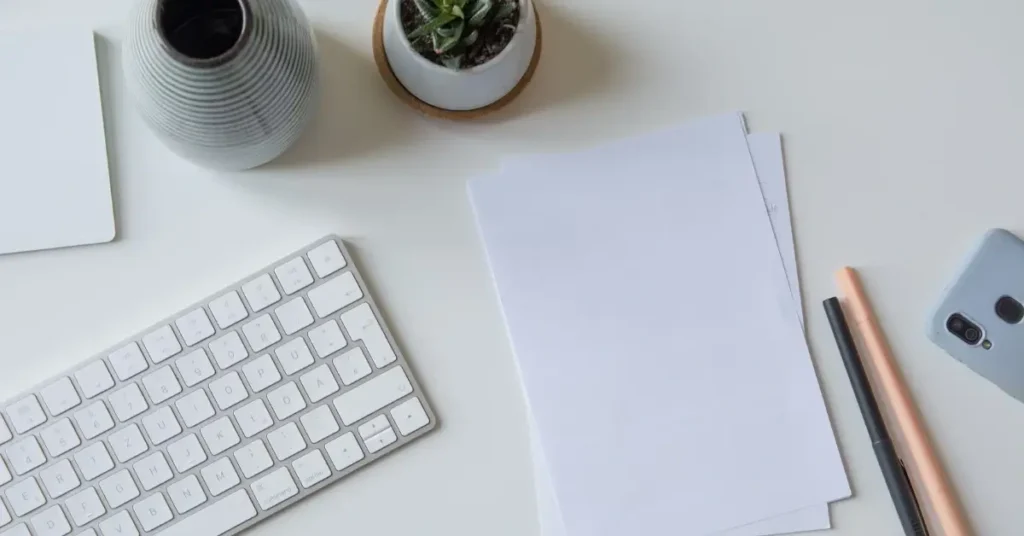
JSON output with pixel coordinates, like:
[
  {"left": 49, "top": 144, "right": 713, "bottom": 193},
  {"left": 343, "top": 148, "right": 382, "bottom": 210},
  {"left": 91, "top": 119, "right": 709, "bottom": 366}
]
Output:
[{"left": 899, "top": 457, "right": 930, "bottom": 536}]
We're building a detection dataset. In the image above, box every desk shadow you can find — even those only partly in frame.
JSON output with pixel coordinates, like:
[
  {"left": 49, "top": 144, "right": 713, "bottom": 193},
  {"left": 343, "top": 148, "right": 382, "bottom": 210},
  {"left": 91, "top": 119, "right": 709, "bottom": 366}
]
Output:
[
  {"left": 93, "top": 33, "right": 126, "bottom": 242},
  {"left": 266, "top": 30, "right": 413, "bottom": 170},
  {"left": 479, "top": 4, "right": 622, "bottom": 123}
]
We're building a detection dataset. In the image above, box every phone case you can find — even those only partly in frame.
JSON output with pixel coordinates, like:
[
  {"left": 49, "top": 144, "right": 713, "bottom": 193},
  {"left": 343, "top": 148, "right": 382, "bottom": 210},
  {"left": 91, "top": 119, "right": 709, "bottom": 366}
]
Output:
[{"left": 928, "top": 228, "right": 1024, "bottom": 403}]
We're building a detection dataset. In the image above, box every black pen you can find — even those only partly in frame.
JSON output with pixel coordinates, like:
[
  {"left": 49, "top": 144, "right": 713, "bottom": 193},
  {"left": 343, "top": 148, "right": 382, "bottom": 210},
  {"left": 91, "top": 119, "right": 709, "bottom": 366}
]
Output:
[{"left": 823, "top": 297, "right": 928, "bottom": 536}]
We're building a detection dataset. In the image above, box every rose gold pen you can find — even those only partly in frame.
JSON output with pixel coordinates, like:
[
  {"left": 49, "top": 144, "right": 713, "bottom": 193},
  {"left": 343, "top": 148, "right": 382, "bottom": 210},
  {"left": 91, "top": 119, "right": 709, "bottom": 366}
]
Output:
[{"left": 837, "top": 267, "right": 973, "bottom": 536}]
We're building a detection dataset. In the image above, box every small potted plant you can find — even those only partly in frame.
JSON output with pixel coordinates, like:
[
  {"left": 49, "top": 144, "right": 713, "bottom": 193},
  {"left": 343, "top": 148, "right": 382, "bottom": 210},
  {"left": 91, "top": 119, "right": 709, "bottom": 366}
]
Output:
[{"left": 376, "top": 0, "right": 540, "bottom": 114}]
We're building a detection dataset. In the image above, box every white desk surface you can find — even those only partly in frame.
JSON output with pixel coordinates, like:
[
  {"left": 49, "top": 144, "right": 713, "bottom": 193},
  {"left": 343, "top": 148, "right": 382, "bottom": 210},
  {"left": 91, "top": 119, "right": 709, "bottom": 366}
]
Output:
[{"left": 2, "top": 0, "right": 1023, "bottom": 534}]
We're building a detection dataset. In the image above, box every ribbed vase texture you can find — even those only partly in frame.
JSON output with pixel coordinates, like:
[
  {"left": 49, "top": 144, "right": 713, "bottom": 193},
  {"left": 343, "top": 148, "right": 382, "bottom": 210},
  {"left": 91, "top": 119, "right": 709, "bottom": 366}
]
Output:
[{"left": 123, "top": 0, "right": 319, "bottom": 170}]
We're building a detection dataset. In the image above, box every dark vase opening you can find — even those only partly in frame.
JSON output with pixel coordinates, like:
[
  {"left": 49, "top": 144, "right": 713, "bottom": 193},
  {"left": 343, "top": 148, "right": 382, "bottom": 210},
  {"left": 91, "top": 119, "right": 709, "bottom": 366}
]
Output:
[{"left": 158, "top": 0, "right": 250, "bottom": 64}]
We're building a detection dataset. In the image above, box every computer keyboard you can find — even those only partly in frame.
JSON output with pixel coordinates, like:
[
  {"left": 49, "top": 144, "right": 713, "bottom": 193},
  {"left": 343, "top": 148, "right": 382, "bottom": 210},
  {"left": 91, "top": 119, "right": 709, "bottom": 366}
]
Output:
[{"left": 0, "top": 237, "right": 437, "bottom": 536}]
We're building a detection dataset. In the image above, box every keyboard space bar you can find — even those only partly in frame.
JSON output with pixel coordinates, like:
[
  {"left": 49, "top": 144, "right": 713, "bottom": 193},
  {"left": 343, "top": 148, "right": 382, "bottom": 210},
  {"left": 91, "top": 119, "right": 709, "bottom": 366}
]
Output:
[{"left": 155, "top": 490, "right": 257, "bottom": 536}]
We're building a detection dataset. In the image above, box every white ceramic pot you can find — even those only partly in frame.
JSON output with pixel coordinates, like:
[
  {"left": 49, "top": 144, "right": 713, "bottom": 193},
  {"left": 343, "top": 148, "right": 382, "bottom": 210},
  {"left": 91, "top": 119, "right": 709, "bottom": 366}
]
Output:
[{"left": 382, "top": 0, "right": 537, "bottom": 111}]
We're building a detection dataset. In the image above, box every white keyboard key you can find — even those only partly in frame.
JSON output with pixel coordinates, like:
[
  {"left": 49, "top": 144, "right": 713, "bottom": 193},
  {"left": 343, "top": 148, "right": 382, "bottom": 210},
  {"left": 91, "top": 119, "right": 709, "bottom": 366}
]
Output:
[
  {"left": 134, "top": 493, "right": 173, "bottom": 531},
  {"left": 234, "top": 401, "right": 273, "bottom": 438},
  {"left": 108, "top": 343, "right": 148, "bottom": 381},
  {"left": 209, "top": 372, "right": 248, "bottom": 410},
  {"left": 108, "top": 424, "right": 147, "bottom": 462},
  {"left": 274, "top": 338, "right": 315, "bottom": 376},
  {"left": 274, "top": 298, "right": 313, "bottom": 335},
  {"left": 307, "top": 240, "right": 347, "bottom": 278},
  {"left": 6, "top": 395, "right": 46, "bottom": 434},
  {"left": 201, "top": 458, "right": 240, "bottom": 497},
  {"left": 5, "top": 478, "right": 45, "bottom": 516},
  {"left": 307, "top": 272, "right": 362, "bottom": 318},
  {"left": 74, "top": 362, "right": 115, "bottom": 399},
  {"left": 208, "top": 332, "right": 249, "bottom": 370},
  {"left": 108, "top": 384, "right": 148, "bottom": 422},
  {"left": 176, "top": 349, "right": 216, "bottom": 387},
  {"left": 98, "top": 511, "right": 138, "bottom": 536},
  {"left": 333, "top": 348, "right": 372, "bottom": 386},
  {"left": 167, "top": 434, "right": 207, "bottom": 472},
  {"left": 101, "top": 470, "right": 139, "bottom": 508},
  {"left": 341, "top": 303, "right": 397, "bottom": 368},
  {"left": 300, "top": 406, "right": 339, "bottom": 443},
  {"left": 365, "top": 428, "right": 398, "bottom": 453},
  {"left": 160, "top": 489, "right": 255, "bottom": 536},
  {"left": 8, "top": 437, "right": 45, "bottom": 475},
  {"left": 142, "top": 325, "right": 182, "bottom": 363},
  {"left": 142, "top": 366, "right": 182, "bottom": 404},
  {"left": 300, "top": 365, "right": 339, "bottom": 403},
  {"left": 209, "top": 290, "right": 248, "bottom": 329},
  {"left": 293, "top": 450, "right": 331, "bottom": 489},
  {"left": 40, "top": 459, "right": 79, "bottom": 498},
  {"left": 66, "top": 488, "right": 104, "bottom": 526},
  {"left": 267, "top": 423, "right": 306, "bottom": 461},
  {"left": 308, "top": 320, "right": 347, "bottom": 358},
  {"left": 0, "top": 525, "right": 27, "bottom": 536},
  {"left": 167, "top": 475, "right": 207, "bottom": 514},
  {"left": 324, "top": 433, "right": 364, "bottom": 471},
  {"left": 175, "top": 390, "right": 215, "bottom": 428},
  {"left": 74, "top": 443, "right": 114, "bottom": 480},
  {"left": 73, "top": 402, "right": 115, "bottom": 440},
  {"left": 30, "top": 505, "right": 71, "bottom": 536},
  {"left": 242, "top": 354, "right": 281, "bottom": 393},
  {"left": 391, "top": 397, "right": 430, "bottom": 436},
  {"left": 242, "top": 274, "right": 282, "bottom": 312},
  {"left": 251, "top": 468, "right": 298, "bottom": 511},
  {"left": 275, "top": 258, "right": 314, "bottom": 295},
  {"left": 234, "top": 441, "right": 273, "bottom": 478},
  {"left": 241, "top": 315, "right": 281, "bottom": 352},
  {"left": 0, "top": 419, "right": 10, "bottom": 446},
  {"left": 201, "top": 417, "right": 241, "bottom": 455},
  {"left": 133, "top": 452, "right": 173, "bottom": 491},
  {"left": 0, "top": 502, "right": 8, "bottom": 526},
  {"left": 39, "top": 418, "right": 80, "bottom": 457},
  {"left": 333, "top": 366, "right": 413, "bottom": 425},
  {"left": 142, "top": 406, "right": 182, "bottom": 445},
  {"left": 0, "top": 459, "right": 9, "bottom": 485},
  {"left": 357, "top": 415, "right": 390, "bottom": 440},
  {"left": 39, "top": 378, "right": 80, "bottom": 416},
  {"left": 176, "top": 308, "right": 216, "bottom": 347},
  {"left": 267, "top": 382, "right": 306, "bottom": 420}
]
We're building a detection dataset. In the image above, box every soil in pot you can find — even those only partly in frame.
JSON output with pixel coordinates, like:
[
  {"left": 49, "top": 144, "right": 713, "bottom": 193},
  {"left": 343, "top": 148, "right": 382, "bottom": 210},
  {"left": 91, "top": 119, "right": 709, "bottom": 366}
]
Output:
[{"left": 400, "top": 0, "right": 520, "bottom": 69}]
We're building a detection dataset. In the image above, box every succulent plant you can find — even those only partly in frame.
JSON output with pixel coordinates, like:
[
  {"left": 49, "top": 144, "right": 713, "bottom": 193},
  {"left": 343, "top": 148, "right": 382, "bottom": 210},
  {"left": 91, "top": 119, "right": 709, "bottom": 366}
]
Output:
[{"left": 408, "top": 0, "right": 518, "bottom": 69}]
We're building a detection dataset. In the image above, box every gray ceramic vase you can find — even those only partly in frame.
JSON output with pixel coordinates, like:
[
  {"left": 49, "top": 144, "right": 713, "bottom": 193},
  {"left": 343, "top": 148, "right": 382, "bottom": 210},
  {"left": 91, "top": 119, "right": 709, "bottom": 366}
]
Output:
[{"left": 123, "top": 0, "right": 320, "bottom": 171}]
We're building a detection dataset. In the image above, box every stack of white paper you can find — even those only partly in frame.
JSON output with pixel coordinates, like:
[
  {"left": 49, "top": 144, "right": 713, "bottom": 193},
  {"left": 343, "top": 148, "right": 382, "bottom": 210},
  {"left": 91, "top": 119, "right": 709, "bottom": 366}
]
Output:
[{"left": 468, "top": 114, "right": 851, "bottom": 536}]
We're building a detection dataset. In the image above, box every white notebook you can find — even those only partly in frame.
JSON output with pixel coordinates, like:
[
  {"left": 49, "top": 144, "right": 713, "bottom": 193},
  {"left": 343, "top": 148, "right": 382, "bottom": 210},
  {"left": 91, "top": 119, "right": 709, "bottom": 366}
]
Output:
[
  {"left": 469, "top": 114, "right": 850, "bottom": 536},
  {"left": 0, "top": 29, "right": 115, "bottom": 256}
]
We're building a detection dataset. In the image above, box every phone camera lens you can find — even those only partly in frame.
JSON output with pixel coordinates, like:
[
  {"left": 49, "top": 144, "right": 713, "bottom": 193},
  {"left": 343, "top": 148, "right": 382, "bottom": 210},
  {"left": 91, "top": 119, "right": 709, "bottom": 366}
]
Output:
[
  {"left": 995, "top": 296, "right": 1024, "bottom": 324},
  {"left": 947, "top": 313, "right": 984, "bottom": 346}
]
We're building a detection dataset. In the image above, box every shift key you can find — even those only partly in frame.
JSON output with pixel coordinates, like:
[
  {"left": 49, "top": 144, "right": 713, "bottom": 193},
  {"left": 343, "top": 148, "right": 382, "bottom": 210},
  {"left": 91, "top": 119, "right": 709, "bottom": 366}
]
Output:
[{"left": 333, "top": 367, "right": 412, "bottom": 425}]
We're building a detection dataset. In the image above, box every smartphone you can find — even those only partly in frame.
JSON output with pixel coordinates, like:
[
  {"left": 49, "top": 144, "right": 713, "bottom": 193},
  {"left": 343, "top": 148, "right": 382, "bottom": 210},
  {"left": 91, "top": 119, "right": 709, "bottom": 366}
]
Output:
[{"left": 928, "top": 228, "right": 1024, "bottom": 403}]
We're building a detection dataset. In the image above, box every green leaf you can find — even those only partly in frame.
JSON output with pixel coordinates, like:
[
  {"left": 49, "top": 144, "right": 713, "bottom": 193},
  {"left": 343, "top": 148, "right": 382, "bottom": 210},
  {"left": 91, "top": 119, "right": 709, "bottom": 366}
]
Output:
[
  {"left": 494, "top": 0, "right": 517, "bottom": 21},
  {"left": 433, "top": 20, "right": 464, "bottom": 53},
  {"left": 461, "top": 29, "right": 479, "bottom": 46},
  {"left": 468, "top": 0, "right": 492, "bottom": 27},
  {"left": 413, "top": 0, "right": 439, "bottom": 17},
  {"left": 442, "top": 55, "right": 463, "bottom": 69},
  {"left": 451, "top": 4, "right": 464, "bottom": 18},
  {"left": 408, "top": 12, "right": 458, "bottom": 39}
]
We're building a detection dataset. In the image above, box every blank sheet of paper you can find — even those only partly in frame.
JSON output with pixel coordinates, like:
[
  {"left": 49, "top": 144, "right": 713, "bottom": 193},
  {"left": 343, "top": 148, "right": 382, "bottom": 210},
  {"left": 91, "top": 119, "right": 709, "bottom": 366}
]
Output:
[
  {"left": 470, "top": 114, "right": 849, "bottom": 536},
  {"left": 0, "top": 29, "right": 115, "bottom": 255},
  {"left": 527, "top": 132, "right": 833, "bottom": 536}
]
